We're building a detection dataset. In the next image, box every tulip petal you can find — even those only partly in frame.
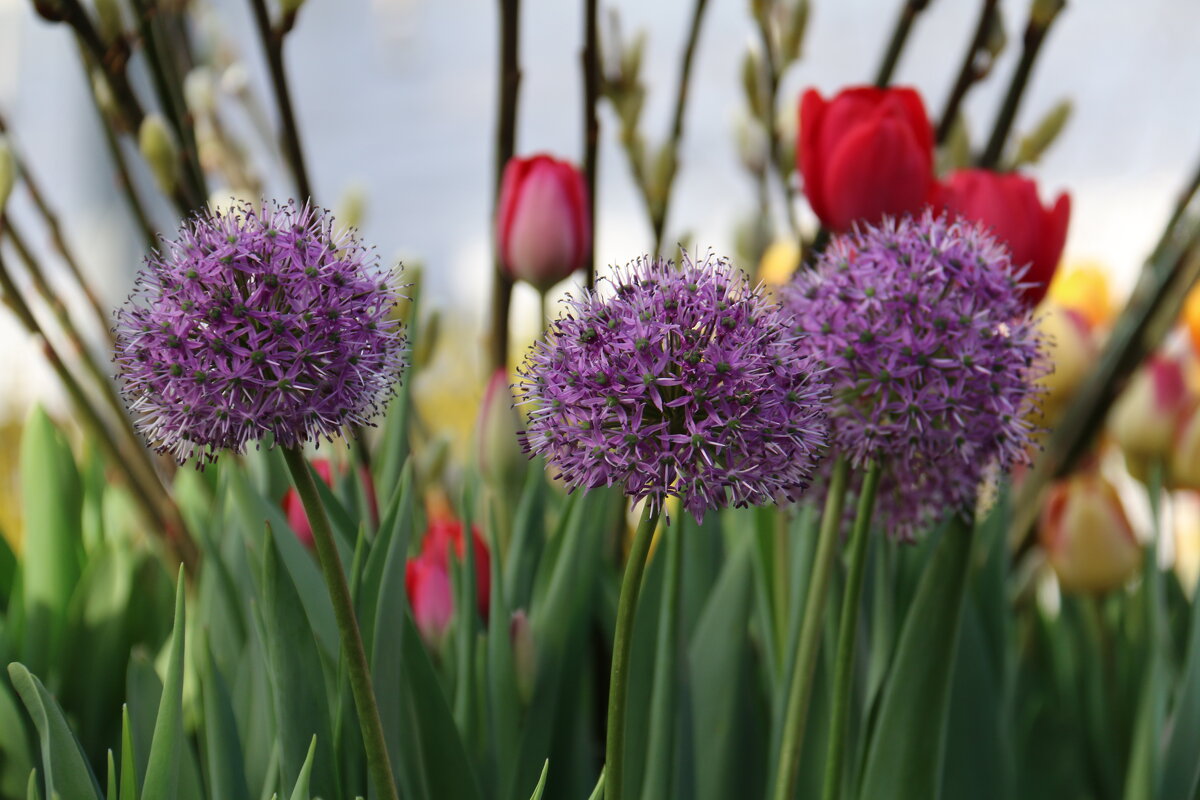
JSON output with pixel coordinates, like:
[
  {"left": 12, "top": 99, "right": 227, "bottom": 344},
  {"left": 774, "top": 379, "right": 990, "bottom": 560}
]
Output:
[{"left": 822, "top": 115, "right": 932, "bottom": 231}]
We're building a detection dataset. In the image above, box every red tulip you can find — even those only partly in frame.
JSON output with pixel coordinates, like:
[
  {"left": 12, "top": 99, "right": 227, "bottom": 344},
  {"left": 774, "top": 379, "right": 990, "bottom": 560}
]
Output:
[
  {"left": 496, "top": 154, "right": 590, "bottom": 291},
  {"left": 935, "top": 169, "right": 1071, "bottom": 307},
  {"left": 405, "top": 515, "right": 491, "bottom": 646},
  {"left": 798, "top": 86, "right": 935, "bottom": 233},
  {"left": 282, "top": 459, "right": 378, "bottom": 549}
]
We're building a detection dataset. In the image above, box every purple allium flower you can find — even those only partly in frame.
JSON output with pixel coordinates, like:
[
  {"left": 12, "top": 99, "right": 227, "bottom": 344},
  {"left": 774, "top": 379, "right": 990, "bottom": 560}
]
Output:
[
  {"left": 781, "top": 212, "right": 1045, "bottom": 539},
  {"left": 516, "top": 251, "right": 828, "bottom": 522},
  {"left": 114, "top": 201, "right": 405, "bottom": 463}
]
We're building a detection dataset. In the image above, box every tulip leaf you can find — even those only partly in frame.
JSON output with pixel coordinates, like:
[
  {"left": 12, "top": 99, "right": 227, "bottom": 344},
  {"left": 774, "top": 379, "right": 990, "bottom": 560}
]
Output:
[
  {"left": 19, "top": 407, "right": 83, "bottom": 678},
  {"left": 587, "top": 769, "right": 606, "bottom": 800},
  {"left": 639, "top": 517, "right": 684, "bottom": 800},
  {"left": 105, "top": 752, "right": 116, "bottom": 800},
  {"left": 6, "top": 662, "right": 102, "bottom": 800},
  {"left": 527, "top": 761, "right": 549, "bottom": 800},
  {"left": 0, "top": 674, "right": 35, "bottom": 799},
  {"left": 26, "top": 769, "right": 40, "bottom": 800},
  {"left": 1159, "top": 570, "right": 1200, "bottom": 799},
  {"left": 118, "top": 707, "right": 136, "bottom": 800},
  {"left": 200, "top": 643, "right": 251, "bottom": 800},
  {"left": 688, "top": 537, "right": 757, "bottom": 800},
  {"left": 287, "top": 737, "right": 317, "bottom": 800},
  {"left": 503, "top": 464, "right": 547, "bottom": 614},
  {"left": 486, "top": 495, "right": 521, "bottom": 793},
  {"left": 255, "top": 528, "right": 340, "bottom": 800},
  {"left": 359, "top": 461, "right": 413, "bottom": 656},
  {"left": 856, "top": 516, "right": 975, "bottom": 800},
  {"left": 141, "top": 572, "right": 186, "bottom": 800}
]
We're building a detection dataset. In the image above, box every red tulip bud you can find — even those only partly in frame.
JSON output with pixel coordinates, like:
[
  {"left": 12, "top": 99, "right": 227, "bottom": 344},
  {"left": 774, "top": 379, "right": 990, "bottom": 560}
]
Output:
[
  {"left": 281, "top": 458, "right": 378, "bottom": 549},
  {"left": 797, "top": 86, "right": 935, "bottom": 232},
  {"left": 496, "top": 154, "right": 590, "bottom": 291},
  {"left": 405, "top": 514, "right": 491, "bottom": 647},
  {"left": 935, "top": 169, "right": 1070, "bottom": 308}
]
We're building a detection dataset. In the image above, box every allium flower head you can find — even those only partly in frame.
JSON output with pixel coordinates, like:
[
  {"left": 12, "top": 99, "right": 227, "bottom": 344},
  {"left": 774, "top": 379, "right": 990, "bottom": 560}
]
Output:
[
  {"left": 782, "top": 212, "right": 1045, "bottom": 538},
  {"left": 516, "top": 251, "right": 828, "bottom": 522},
  {"left": 114, "top": 201, "right": 405, "bottom": 463}
]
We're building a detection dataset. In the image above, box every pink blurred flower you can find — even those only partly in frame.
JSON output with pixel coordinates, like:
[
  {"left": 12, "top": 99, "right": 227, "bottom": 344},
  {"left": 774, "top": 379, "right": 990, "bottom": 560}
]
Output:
[
  {"left": 497, "top": 154, "right": 590, "bottom": 291},
  {"left": 405, "top": 514, "right": 491, "bottom": 646}
]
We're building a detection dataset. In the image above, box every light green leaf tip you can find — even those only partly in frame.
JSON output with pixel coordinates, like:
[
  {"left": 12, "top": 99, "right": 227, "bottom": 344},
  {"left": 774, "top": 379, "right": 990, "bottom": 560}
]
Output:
[
  {"left": 141, "top": 569, "right": 186, "bottom": 799},
  {"left": 527, "top": 760, "right": 549, "bottom": 800},
  {"left": 288, "top": 737, "right": 317, "bottom": 800}
]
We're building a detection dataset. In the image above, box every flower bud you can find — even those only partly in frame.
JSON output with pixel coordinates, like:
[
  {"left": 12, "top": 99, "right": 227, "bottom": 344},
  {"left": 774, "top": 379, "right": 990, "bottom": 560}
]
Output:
[
  {"left": 1035, "top": 304, "right": 1097, "bottom": 425},
  {"left": 496, "top": 154, "right": 590, "bottom": 292},
  {"left": 0, "top": 136, "right": 15, "bottom": 213},
  {"left": 1047, "top": 261, "right": 1114, "bottom": 328},
  {"left": 91, "top": 69, "right": 117, "bottom": 122},
  {"left": 476, "top": 368, "right": 524, "bottom": 491},
  {"left": 1039, "top": 471, "right": 1140, "bottom": 593},
  {"left": 510, "top": 609, "right": 536, "bottom": 704},
  {"left": 280, "top": 0, "right": 306, "bottom": 14},
  {"left": 757, "top": 239, "right": 801, "bottom": 288},
  {"left": 1172, "top": 406, "right": 1200, "bottom": 490},
  {"left": 183, "top": 67, "right": 217, "bottom": 117},
  {"left": 94, "top": 0, "right": 125, "bottom": 44},
  {"left": 797, "top": 86, "right": 935, "bottom": 233},
  {"left": 138, "top": 113, "right": 179, "bottom": 196},
  {"left": 1108, "top": 354, "right": 1190, "bottom": 467},
  {"left": 406, "top": 513, "right": 491, "bottom": 647}
]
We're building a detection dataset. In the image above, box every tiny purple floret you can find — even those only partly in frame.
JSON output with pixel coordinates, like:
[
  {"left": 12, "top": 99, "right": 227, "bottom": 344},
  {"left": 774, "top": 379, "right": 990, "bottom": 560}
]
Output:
[
  {"left": 114, "top": 200, "right": 406, "bottom": 463},
  {"left": 516, "top": 251, "right": 828, "bottom": 522},
  {"left": 781, "top": 212, "right": 1046, "bottom": 538}
]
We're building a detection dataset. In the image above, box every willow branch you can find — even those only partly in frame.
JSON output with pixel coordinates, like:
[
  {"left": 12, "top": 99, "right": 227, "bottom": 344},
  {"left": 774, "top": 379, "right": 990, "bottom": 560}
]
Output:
[
  {"left": 936, "top": 0, "right": 999, "bottom": 144},
  {"left": 582, "top": 0, "right": 601, "bottom": 288},
  {"left": 874, "top": 0, "right": 931, "bottom": 87},
  {"left": 248, "top": 0, "right": 313, "bottom": 203},
  {"left": 489, "top": 0, "right": 521, "bottom": 369}
]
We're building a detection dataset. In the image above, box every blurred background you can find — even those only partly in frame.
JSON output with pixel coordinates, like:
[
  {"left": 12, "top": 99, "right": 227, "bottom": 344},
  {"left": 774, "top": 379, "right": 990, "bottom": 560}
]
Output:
[{"left": 0, "top": 0, "right": 1197, "bottom": 415}]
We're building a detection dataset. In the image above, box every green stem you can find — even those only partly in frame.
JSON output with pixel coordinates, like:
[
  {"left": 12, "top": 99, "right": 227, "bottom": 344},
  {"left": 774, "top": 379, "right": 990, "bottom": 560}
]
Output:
[
  {"left": 873, "top": 0, "right": 929, "bottom": 88},
  {"left": 605, "top": 506, "right": 660, "bottom": 800},
  {"left": 638, "top": 516, "right": 682, "bottom": 800},
  {"left": 821, "top": 462, "right": 882, "bottom": 800},
  {"left": 773, "top": 455, "right": 850, "bottom": 800},
  {"left": 281, "top": 447, "right": 399, "bottom": 800}
]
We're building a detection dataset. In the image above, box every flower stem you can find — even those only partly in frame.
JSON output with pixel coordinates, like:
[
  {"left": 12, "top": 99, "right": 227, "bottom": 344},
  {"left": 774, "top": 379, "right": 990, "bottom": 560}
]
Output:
[
  {"left": 772, "top": 455, "right": 850, "bottom": 800},
  {"left": 604, "top": 506, "right": 660, "bottom": 800},
  {"left": 821, "top": 461, "right": 882, "bottom": 800},
  {"left": 281, "top": 446, "right": 399, "bottom": 800}
]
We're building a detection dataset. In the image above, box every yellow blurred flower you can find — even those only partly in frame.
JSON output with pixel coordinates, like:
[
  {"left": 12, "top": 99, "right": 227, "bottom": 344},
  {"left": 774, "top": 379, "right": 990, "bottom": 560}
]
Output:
[
  {"left": 1183, "top": 282, "right": 1200, "bottom": 357},
  {"left": 1047, "top": 261, "right": 1115, "bottom": 328},
  {"left": 1035, "top": 303, "right": 1098, "bottom": 426},
  {"left": 1039, "top": 469, "right": 1141, "bottom": 593},
  {"left": 758, "top": 239, "right": 801, "bottom": 288}
]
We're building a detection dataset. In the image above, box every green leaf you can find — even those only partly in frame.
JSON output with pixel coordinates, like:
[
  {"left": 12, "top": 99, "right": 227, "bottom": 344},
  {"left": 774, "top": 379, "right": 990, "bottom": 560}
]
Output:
[
  {"left": 6, "top": 663, "right": 102, "bottom": 800},
  {"left": 587, "top": 769, "right": 606, "bottom": 800},
  {"left": 141, "top": 572, "right": 186, "bottom": 799},
  {"left": 856, "top": 516, "right": 975, "bottom": 800},
  {"left": 0, "top": 671, "right": 35, "bottom": 798},
  {"left": 486, "top": 495, "right": 521, "bottom": 793},
  {"left": 287, "top": 737, "right": 317, "bottom": 800},
  {"left": 255, "top": 528, "right": 340, "bottom": 800},
  {"left": 639, "top": 518, "right": 683, "bottom": 800},
  {"left": 358, "top": 462, "right": 413, "bottom": 655},
  {"left": 503, "top": 465, "right": 547, "bottom": 612},
  {"left": 688, "top": 537, "right": 756, "bottom": 800},
  {"left": 200, "top": 644, "right": 251, "bottom": 800},
  {"left": 0, "top": 531, "right": 15, "bottom": 608},
  {"left": 105, "top": 752, "right": 115, "bottom": 800},
  {"left": 27, "top": 768, "right": 41, "bottom": 800},
  {"left": 527, "top": 760, "right": 549, "bottom": 800},
  {"left": 19, "top": 407, "right": 83, "bottom": 677},
  {"left": 118, "top": 707, "right": 136, "bottom": 800},
  {"left": 1160, "top": 571, "right": 1200, "bottom": 798}
]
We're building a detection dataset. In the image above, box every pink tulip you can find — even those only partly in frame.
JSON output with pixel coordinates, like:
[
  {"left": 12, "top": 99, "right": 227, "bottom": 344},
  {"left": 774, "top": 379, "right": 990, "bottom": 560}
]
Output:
[
  {"left": 405, "top": 514, "right": 491, "bottom": 646},
  {"left": 497, "top": 154, "right": 590, "bottom": 291},
  {"left": 282, "top": 459, "right": 378, "bottom": 549}
]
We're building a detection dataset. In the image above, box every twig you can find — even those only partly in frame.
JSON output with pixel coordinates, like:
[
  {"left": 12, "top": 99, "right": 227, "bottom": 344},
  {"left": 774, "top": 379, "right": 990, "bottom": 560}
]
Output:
[
  {"left": 936, "top": 0, "right": 999, "bottom": 144},
  {"left": 489, "top": 0, "right": 522, "bottom": 369},
  {"left": 582, "top": 0, "right": 601, "bottom": 288},
  {"left": 752, "top": 7, "right": 801, "bottom": 240},
  {"left": 0, "top": 112, "right": 115, "bottom": 342},
  {"left": 1011, "top": 207, "right": 1200, "bottom": 547},
  {"left": 978, "top": 2, "right": 1064, "bottom": 169},
  {"left": 73, "top": 37, "right": 160, "bottom": 250},
  {"left": 128, "top": 0, "right": 208, "bottom": 205},
  {"left": 0, "top": 248, "right": 197, "bottom": 573},
  {"left": 873, "top": 0, "right": 931, "bottom": 87},
  {"left": 248, "top": 0, "right": 313, "bottom": 203},
  {"left": 650, "top": 0, "right": 711, "bottom": 257}
]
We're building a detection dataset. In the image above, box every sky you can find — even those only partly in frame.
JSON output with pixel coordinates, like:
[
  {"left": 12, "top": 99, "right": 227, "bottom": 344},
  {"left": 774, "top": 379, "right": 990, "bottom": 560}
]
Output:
[{"left": 0, "top": 0, "right": 1198, "bottom": 415}]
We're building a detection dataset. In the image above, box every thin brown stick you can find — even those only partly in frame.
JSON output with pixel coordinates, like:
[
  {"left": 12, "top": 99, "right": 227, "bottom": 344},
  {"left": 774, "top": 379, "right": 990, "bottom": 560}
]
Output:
[
  {"left": 248, "top": 0, "right": 313, "bottom": 203},
  {"left": 582, "top": 0, "right": 601, "bottom": 289},
  {"left": 936, "top": 0, "right": 999, "bottom": 144},
  {"left": 489, "top": 0, "right": 522, "bottom": 369},
  {"left": 873, "top": 0, "right": 930, "bottom": 88}
]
